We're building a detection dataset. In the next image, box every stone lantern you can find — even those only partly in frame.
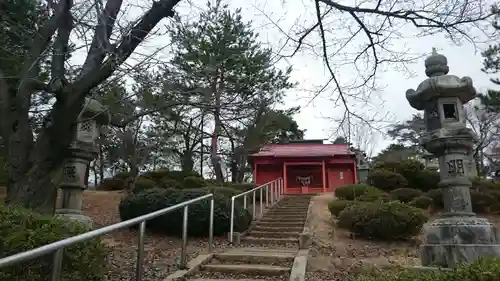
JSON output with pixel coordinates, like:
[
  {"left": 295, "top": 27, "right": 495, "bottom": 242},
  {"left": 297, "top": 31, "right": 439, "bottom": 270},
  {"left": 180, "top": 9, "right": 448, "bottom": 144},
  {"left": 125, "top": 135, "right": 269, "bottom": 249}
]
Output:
[
  {"left": 55, "top": 98, "right": 110, "bottom": 228},
  {"left": 406, "top": 49, "right": 500, "bottom": 267}
]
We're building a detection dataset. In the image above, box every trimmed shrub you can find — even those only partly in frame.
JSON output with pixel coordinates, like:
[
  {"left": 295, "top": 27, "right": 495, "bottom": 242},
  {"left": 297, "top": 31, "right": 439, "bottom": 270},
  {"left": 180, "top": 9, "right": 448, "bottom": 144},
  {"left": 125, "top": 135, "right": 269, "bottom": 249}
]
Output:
[
  {"left": 372, "top": 161, "right": 400, "bottom": 172},
  {"left": 357, "top": 188, "right": 390, "bottom": 202},
  {"left": 183, "top": 176, "right": 206, "bottom": 189},
  {"left": 411, "top": 169, "right": 440, "bottom": 192},
  {"left": 225, "top": 182, "right": 262, "bottom": 201},
  {"left": 141, "top": 168, "right": 171, "bottom": 183},
  {"left": 96, "top": 177, "right": 125, "bottom": 191},
  {"left": 356, "top": 257, "right": 500, "bottom": 281},
  {"left": 367, "top": 169, "right": 408, "bottom": 191},
  {"left": 470, "top": 190, "right": 498, "bottom": 213},
  {"left": 409, "top": 196, "right": 433, "bottom": 209},
  {"left": 119, "top": 188, "right": 252, "bottom": 237},
  {"left": 472, "top": 177, "right": 500, "bottom": 192},
  {"left": 334, "top": 184, "right": 382, "bottom": 200},
  {"left": 328, "top": 200, "right": 355, "bottom": 217},
  {"left": 337, "top": 201, "right": 427, "bottom": 240},
  {"left": 389, "top": 188, "right": 423, "bottom": 203},
  {"left": 161, "top": 178, "right": 182, "bottom": 189},
  {"left": 425, "top": 188, "right": 444, "bottom": 208},
  {"left": 205, "top": 187, "right": 241, "bottom": 198},
  {"left": 132, "top": 178, "right": 158, "bottom": 193},
  {"left": 0, "top": 205, "right": 108, "bottom": 281}
]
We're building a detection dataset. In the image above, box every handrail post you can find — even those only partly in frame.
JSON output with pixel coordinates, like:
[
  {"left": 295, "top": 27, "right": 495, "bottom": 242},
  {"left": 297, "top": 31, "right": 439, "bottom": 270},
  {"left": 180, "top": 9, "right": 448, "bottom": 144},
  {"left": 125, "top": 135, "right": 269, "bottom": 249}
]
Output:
[
  {"left": 136, "top": 221, "right": 146, "bottom": 281},
  {"left": 243, "top": 194, "right": 247, "bottom": 209},
  {"left": 280, "top": 178, "right": 284, "bottom": 197},
  {"left": 180, "top": 205, "right": 189, "bottom": 269},
  {"left": 252, "top": 190, "right": 256, "bottom": 219},
  {"left": 265, "top": 184, "right": 269, "bottom": 207},
  {"left": 276, "top": 180, "right": 280, "bottom": 199},
  {"left": 51, "top": 248, "right": 63, "bottom": 281},
  {"left": 229, "top": 197, "right": 235, "bottom": 244},
  {"left": 209, "top": 198, "right": 214, "bottom": 252},
  {"left": 259, "top": 188, "right": 263, "bottom": 218},
  {"left": 271, "top": 181, "right": 274, "bottom": 204},
  {"left": 279, "top": 179, "right": 282, "bottom": 198}
]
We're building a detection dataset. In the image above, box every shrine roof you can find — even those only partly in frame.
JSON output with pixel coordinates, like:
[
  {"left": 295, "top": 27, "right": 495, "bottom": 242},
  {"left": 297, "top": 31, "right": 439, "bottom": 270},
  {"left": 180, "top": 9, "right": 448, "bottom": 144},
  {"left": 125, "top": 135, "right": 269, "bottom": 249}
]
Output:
[{"left": 250, "top": 143, "right": 354, "bottom": 158}]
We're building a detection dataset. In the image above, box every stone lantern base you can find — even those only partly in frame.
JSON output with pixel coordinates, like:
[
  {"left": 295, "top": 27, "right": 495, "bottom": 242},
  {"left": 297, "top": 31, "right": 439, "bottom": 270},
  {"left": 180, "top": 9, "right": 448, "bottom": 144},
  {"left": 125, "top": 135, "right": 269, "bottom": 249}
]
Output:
[
  {"left": 420, "top": 215, "right": 500, "bottom": 267},
  {"left": 56, "top": 185, "right": 93, "bottom": 229}
]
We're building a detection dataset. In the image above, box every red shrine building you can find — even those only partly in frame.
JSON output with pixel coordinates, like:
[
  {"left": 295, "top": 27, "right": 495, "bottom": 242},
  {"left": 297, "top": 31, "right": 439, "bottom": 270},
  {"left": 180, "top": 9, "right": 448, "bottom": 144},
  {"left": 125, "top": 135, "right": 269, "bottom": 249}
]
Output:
[{"left": 249, "top": 140, "right": 358, "bottom": 194}]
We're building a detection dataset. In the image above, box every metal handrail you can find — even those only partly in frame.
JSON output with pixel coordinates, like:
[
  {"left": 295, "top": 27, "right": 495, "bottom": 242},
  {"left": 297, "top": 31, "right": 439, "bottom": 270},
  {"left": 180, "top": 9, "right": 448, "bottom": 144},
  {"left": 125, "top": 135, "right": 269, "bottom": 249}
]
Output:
[
  {"left": 0, "top": 193, "right": 215, "bottom": 281},
  {"left": 229, "top": 178, "right": 284, "bottom": 243}
]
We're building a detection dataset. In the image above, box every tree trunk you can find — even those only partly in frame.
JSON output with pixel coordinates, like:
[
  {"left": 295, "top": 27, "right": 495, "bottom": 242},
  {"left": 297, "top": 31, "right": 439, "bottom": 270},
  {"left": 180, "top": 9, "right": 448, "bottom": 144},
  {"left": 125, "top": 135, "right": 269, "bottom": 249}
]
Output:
[
  {"left": 181, "top": 151, "right": 194, "bottom": 173},
  {"left": 99, "top": 144, "right": 104, "bottom": 183},
  {"left": 210, "top": 73, "right": 224, "bottom": 183}
]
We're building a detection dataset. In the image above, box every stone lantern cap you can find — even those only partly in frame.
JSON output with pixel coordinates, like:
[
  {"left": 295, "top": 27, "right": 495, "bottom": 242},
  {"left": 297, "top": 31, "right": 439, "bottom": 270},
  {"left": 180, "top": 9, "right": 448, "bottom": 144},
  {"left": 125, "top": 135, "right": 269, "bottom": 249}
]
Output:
[
  {"left": 81, "top": 97, "right": 110, "bottom": 125},
  {"left": 406, "top": 48, "right": 477, "bottom": 110}
]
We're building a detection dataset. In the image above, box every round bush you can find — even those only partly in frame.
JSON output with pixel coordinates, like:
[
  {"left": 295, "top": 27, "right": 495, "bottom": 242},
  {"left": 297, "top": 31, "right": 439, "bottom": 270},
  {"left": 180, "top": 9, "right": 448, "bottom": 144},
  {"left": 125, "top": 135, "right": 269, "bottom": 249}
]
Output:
[
  {"left": 357, "top": 188, "right": 390, "bottom": 202},
  {"left": 337, "top": 201, "right": 427, "bottom": 240},
  {"left": 0, "top": 205, "right": 108, "bottom": 281},
  {"left": 161, "top": 178, "right": 182, "bottom": 189},
  {"left": 409, "top": 196, "right": 433, "bottom": 209},
  {"left": 411, "top": 169, "right": 440, "bottom": 192},
  {"left": 334, "top": 184, "right": 382, "bottom": 200},
  {"left": 132, "top": 178, "right": 158, "bottom": 193},
  {"left": 367, "top": 169, "right": 408, "bottom": 191},
  {"left": 183, "top": 176, "right": 206, "bottom": 189},
  {"left": 470, "top": 190, "right": 498, "bottom": 213},
  {"left": 119, "top": 188, "right": 252, "bottom": 237},
  {"left": 204, "top": 187, "right": 241, "bottom": 198},
  {"left": 328, "top": 200, "right": 355, "bottom": 217},
  {"left": 372, "top": 161, "right": 400, "bottom": 172},
  {"left": 96, "top": 177, "right": 124, "bottom": 191},
  {"left": 224, "top": 182, "right": 262, "bottom": 201},
  {"left": 425, "top": 188, "right": 444, "bottom": 208},
  {"left": 389, "top": 188, "right": 423, "bottom": 203}
]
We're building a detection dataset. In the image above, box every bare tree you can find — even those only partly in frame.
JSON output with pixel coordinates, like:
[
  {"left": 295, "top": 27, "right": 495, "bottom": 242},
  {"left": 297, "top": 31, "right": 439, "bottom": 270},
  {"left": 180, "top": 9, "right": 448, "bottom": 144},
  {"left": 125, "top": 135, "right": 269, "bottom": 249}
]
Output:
[
  {"left": 265, "top": 0, "right": 497, "bottom": 134},
  {"left": 0, "top": 0, "right": 182, "bottom": 213}
]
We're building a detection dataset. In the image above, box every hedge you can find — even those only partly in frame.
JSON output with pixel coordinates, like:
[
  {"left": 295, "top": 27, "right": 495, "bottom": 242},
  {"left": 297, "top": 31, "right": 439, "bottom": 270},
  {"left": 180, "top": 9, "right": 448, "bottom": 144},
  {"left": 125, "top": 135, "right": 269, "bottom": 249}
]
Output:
[
  {"left": 118, "top": 188, "right": 252, "bottom": 237},
  {"left": 0, "top": 205, "right": 108, "bottom": 281}
]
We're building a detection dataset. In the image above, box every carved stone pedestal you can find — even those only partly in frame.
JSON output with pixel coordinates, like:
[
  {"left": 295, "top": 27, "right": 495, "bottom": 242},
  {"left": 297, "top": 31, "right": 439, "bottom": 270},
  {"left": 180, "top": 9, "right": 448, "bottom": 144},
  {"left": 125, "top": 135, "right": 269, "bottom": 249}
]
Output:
[{"left": 421, "top": 216, "right": 500, "bottom": 267}]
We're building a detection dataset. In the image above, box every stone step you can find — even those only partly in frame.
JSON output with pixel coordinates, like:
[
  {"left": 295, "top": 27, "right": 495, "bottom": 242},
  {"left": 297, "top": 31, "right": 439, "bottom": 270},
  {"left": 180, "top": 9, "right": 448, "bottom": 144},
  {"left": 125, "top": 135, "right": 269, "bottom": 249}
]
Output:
[
  {"left": 202, "top": 264, "right": 290, "bottom": 276},
  {"left": 242, "top": 236, "right": 299, "bottom": 246},
  {"left": 248, "top": 231, "right": 301, "bottom": 238},
  {"left": 256, "top": 221, "right": 304, "bottom": 227},
  {"left": 270, "top": 207, "right": 309, "bottom": 211},
  {"left": 189, "top": 279, "right": 266, "bottom": 281},
  {"left": 253, "top": 225, "right": 303, "bottom": 232},
  {"left": 260, "top": 218, "right": 305, "bottom": 223},
  {"left": 264, "top": 214, "right": 306, "bottom": 219},
  {"left": 214, "top": 248, "right": 295, "bottom": 263}
]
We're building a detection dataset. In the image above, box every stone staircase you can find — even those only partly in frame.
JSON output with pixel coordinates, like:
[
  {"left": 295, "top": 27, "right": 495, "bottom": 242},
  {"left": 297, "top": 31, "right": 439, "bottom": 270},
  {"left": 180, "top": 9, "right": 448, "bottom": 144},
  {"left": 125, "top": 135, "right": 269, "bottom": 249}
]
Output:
[{"left": 179, "top": 195, "right": 312, "bottom": 281}]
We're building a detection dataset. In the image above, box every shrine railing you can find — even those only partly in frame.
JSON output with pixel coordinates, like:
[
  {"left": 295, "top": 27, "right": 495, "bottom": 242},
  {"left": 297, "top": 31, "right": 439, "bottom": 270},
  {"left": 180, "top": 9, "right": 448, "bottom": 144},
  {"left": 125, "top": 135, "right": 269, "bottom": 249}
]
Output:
[
  {"left": 229, "top": 178, "right": 284, "bottom": 243},
  {"left": 0, "top": 194, "right": 215, "bottom": 281}
]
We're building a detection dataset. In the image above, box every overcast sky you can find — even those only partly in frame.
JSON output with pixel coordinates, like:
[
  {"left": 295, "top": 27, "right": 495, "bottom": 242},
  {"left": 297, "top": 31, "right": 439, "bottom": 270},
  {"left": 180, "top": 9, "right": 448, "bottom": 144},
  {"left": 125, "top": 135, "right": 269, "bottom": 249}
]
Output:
[
  {"left": 172, "top": 0, "right": 497, "bottom": 156},
  {"left": 74, "top": 0, "right": 498, "bottom": 157}
]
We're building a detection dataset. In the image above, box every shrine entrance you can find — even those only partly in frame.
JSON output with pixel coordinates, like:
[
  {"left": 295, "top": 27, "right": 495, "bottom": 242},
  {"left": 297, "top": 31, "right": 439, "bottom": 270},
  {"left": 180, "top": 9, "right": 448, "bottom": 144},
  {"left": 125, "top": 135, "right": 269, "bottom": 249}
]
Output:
[
  {"left": 285, "top": 164, "right": 324, "bottom": 194},
  {"left": 250, "top": 142, "right": 358, "bottom": 194}
]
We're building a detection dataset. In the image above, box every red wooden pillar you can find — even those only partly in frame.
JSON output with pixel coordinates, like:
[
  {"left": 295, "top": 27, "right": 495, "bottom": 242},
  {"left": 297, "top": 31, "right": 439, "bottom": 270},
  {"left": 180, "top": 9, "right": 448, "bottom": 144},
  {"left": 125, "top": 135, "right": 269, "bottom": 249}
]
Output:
[
  {"left": 353, "top": 161, "right": 358, "bottom": 184},
  {"left": 283, "top": 161, "right": 287, "bottom": 194},
  {"left": 322, "top": 160, "right": 326, "bottom": 193},
  {"left": 253, "top": 163, "right": 257, "bottom": 183}
]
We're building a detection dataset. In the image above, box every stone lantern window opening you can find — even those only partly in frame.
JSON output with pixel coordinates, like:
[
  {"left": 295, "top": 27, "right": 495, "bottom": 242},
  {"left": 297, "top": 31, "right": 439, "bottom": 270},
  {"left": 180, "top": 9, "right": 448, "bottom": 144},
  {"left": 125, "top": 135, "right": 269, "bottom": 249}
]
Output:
[{"left": 442, "top": 103, "right": 458, "bottom": 120}]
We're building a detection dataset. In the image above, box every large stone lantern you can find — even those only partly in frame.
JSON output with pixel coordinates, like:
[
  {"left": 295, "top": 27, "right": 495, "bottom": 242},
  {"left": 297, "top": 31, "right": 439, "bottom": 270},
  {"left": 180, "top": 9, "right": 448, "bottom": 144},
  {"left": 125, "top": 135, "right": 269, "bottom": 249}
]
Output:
[
  {"left": 406, "top": 49, "right": 500, "bottom": 267},
  {"left": 55, "top": 98, "right": 110, "bottom": 228}
]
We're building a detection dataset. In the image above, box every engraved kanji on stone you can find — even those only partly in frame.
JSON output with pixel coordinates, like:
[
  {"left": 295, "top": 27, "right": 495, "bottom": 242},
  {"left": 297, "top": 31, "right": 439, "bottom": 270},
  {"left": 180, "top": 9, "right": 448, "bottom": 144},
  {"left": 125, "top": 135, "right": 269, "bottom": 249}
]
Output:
[{"left": 446, "top": 159, "right": 465, "bottom": 176}]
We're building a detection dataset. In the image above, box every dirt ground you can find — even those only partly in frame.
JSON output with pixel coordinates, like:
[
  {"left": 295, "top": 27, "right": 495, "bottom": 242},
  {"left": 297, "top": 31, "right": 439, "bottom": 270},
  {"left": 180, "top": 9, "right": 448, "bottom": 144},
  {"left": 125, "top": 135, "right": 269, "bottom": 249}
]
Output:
[
  {"left": 1, "top": 188, "right": 230, "bottom": 281},
  {"left": 305, "top": 193, "right": 421, "bottom": 280}
]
